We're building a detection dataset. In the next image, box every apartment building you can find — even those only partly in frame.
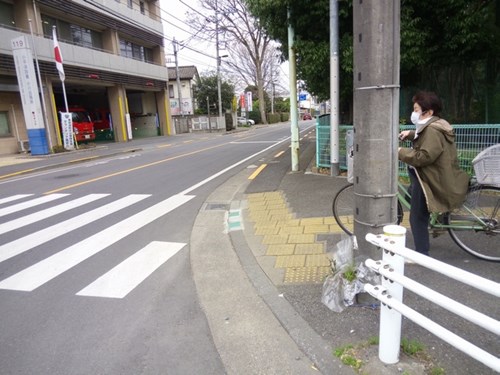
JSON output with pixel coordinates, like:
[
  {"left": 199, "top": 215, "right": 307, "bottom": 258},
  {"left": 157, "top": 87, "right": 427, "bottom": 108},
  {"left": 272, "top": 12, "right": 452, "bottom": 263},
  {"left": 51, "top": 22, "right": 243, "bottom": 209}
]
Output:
[{"left": 0, "top": 0, "right": 172, "bottom": 155}]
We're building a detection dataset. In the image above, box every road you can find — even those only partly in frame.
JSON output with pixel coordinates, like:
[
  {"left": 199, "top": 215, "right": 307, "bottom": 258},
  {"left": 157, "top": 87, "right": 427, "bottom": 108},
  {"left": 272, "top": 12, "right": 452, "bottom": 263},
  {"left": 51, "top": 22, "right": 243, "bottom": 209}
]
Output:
[{"left": 0, "top": 122, "right": 314, "bottom": 375}]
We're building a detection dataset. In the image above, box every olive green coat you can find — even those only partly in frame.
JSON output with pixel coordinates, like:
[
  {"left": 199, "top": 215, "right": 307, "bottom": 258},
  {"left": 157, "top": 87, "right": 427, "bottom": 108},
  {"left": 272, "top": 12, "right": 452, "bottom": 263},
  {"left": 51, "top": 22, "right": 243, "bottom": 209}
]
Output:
[{"left": 399, "top": 117, "right": 469, "bottom": 213}]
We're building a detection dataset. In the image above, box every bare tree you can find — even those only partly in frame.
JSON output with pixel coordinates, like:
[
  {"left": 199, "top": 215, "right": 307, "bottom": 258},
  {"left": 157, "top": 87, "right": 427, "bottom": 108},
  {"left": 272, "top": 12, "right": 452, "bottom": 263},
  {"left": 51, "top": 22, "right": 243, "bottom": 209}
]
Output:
[{"left": 189, "top": 0, "right": 278, "bottom": 123}]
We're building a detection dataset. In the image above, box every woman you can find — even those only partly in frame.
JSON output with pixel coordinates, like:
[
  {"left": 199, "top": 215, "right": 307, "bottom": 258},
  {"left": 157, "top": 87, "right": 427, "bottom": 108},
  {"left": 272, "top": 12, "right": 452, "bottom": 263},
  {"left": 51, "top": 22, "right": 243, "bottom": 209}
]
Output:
[{"left": 398, "top": 91, "right": 469, "bottom": 255}]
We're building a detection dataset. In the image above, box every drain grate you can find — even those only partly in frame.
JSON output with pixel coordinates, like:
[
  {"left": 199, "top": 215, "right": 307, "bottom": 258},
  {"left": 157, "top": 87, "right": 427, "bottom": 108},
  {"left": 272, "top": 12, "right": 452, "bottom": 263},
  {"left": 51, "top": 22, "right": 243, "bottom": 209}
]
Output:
[{"left": 205, "top": 203, "right": 230, "bottom": 211}]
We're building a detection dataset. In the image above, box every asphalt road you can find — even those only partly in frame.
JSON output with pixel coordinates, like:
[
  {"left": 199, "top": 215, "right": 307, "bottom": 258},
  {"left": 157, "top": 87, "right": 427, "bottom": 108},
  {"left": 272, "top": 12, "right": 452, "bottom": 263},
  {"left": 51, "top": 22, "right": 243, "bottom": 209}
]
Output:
[{"left": 0, "top": 123, "right": 313, "bottom": 375}]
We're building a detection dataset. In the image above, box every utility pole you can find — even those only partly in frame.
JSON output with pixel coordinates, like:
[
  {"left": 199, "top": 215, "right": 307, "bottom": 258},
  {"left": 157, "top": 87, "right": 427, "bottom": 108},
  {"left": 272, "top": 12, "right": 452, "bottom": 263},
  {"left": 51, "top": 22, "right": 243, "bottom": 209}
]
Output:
[
  {"left": 173, "top": 38, "right": 183, "bottom": 117},
  {"left": 288, "top": 8, "right": 299, "bottom": 172},
  {"left": 352, "top": 1, "right": 401, "bottom": 258},
  {"left": 330, "top": 0, "right": 340, "bottom": 176},
  {"left": 215, "top": 0, "right": 223, "bottom": 128},
  {"left": 270, "top": 57, "right": 275, "bottom": 114}
]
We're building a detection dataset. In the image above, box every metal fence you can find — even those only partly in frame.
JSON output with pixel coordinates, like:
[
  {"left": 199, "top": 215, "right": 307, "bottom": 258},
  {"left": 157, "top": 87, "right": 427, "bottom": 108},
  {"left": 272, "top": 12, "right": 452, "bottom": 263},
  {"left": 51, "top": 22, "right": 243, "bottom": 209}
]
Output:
[
  {"left": 316, "top": 115, "right": 500, "bottom": 177},
  {"left": 364, "top": 226, "right": 500, "bottom": 372}
]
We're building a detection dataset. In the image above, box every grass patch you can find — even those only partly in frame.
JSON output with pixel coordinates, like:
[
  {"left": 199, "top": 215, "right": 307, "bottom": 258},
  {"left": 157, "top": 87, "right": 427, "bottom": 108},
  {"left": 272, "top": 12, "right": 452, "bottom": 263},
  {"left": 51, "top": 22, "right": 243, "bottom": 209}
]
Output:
[{"left": 334, "top": 337, "right": 445, "bottom": 374}]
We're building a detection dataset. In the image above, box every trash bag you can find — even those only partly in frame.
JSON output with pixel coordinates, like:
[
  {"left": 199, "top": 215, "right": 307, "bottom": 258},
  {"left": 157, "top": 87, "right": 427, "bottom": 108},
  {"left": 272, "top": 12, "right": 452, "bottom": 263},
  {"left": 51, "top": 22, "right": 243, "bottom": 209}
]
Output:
[
  {"left": 326, "top": 235, "right": 357, "bottom": 271},
  {"left": 321, "top": 271, "right": 346, "bottom": 312}
]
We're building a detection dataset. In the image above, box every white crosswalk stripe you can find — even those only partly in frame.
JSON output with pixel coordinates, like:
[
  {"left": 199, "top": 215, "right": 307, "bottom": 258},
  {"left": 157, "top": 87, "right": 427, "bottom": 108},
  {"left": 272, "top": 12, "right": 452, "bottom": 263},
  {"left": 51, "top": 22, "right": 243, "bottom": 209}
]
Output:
[
  {"left": 0, "top": 194, "right": 109, "bottom": 235},
  {"left": 77, "top": 241, "right": 186, "bottom": 299},
  {"left": 0, "top": 194, "right": 150, "bottom": 264},
  {"left": 0, "top": 193, "right": 194, "bottom": 295},
  {"left": 0, "top": 194, "right": 68, "bottom": 217},
  {"left": 0, "top": 194, "right": 34, "bottom": 205}
]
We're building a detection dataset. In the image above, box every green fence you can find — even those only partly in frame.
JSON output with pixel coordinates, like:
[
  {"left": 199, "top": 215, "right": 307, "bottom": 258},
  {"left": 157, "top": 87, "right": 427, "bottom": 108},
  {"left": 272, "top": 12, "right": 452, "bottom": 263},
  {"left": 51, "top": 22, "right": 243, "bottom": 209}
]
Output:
[{"left": 316, "top": 115, "right": 500, "bottom": 177}]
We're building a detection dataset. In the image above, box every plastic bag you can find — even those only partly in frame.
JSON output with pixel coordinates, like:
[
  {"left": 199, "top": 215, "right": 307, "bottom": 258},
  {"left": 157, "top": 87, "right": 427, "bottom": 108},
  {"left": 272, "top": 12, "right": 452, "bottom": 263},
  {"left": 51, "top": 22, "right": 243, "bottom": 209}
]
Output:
[
  {"left": 321, "top": 272, "right": 346, "bottom": 312},
  {"left": 326, "top": 235, "right": 357, "bottom": 271}
]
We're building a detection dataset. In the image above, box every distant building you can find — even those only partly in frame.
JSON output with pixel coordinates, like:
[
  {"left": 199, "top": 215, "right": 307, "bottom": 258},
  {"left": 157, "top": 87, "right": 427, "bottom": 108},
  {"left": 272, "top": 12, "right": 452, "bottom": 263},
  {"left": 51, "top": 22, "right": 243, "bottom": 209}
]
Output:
[
  {"left": 167, "top": 66, "right": 200, "bottom": 116},
  {"left": 0, "top": 0, "right": 172, "bottom": 154}
]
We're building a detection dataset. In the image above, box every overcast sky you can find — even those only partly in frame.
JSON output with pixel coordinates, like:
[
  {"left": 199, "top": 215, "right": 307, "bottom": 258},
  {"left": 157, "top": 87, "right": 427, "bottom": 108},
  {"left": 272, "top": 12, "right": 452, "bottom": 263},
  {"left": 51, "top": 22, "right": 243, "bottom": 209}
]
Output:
[{"left": 159, "top": 0, "right": 218, "bottom": 73}]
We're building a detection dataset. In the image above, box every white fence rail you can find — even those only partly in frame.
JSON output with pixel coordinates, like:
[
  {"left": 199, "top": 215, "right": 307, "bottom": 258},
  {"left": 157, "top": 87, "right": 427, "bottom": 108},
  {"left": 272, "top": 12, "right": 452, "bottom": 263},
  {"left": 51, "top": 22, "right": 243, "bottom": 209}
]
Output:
[{"left": 364, "top": 225, "right": 500, "bottom": 372}]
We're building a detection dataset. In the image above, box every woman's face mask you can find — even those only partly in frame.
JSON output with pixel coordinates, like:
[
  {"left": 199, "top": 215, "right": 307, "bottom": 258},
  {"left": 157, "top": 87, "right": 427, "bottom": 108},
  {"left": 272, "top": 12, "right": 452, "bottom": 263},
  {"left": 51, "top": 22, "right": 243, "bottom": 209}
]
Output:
[{"left": 410, "top": 111, "right": 421, "bottom": 125}]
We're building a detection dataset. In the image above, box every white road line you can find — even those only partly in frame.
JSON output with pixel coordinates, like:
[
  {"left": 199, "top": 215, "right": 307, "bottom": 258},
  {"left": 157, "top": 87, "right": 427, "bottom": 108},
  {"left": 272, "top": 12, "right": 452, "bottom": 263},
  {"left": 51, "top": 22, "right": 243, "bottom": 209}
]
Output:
[
  {"left": 0, "top": 194, "right": 34, "bottom": 205},
  {"left": 0, "top": 194, "right": 194, "bottom": 291},
  {"left": 76, "top": 241, "right": 186, "bottom": 299},
  {"left": 0, "top": 194, "right": 109, "bottom": 235},
  {"left": 0, "top": 194, "right": 69, "bottom": 217},
  {"left": 0, "top": 194, "right": 150, "bottom": 264}
]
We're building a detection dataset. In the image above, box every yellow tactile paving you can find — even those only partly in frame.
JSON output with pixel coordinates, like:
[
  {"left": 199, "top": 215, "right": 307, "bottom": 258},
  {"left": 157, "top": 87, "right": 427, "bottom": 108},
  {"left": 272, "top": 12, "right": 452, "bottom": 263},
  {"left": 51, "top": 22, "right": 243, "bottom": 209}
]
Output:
[
  {"left": 247, "top": 190, "right": 339, "bottom": 285},
  {"left": 300, "top": 217, "right": 325, "bottom": 226},
  {"left": 324, "top": 216, "right": 336, "bottom": 224},
  {"left": 266, "top": 244, "right": 296, "bottom": 256},
  {"left": 262, "top": 234, "right": 289, "bottom": 244},
  {"left": 305, "top": 254, "right": 331, "bottom": 267},
  {"left": 284, "top": 266, "right": 332, "bottom": 283},
  {"left": 275, "top": 255, "right": 306, "bottom": 268},
  {"left": 294, "top": 244, "right": 325, "bottom": 255},
  {"left": 288, "top": 234, "right": 315, "bottom": 244},
  {"left": 303, "top": 224, "right": 330, "bottom": 234},
  {"left": 255, "top": 226, "right": 281, "bottom": 236},
  {"left": 279, "top": 226, "right": 304, "bottom": 235}
]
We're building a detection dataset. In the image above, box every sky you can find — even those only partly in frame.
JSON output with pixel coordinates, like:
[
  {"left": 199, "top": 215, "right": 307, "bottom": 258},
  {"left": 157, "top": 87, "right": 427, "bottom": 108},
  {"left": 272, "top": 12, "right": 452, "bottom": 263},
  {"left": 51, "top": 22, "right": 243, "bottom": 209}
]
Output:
[
  {"left": 158, "top": 0, "right": 219, "bottom": 73},
  {"left": 157, "top": 0, "right": 290, "bottom": 95}
]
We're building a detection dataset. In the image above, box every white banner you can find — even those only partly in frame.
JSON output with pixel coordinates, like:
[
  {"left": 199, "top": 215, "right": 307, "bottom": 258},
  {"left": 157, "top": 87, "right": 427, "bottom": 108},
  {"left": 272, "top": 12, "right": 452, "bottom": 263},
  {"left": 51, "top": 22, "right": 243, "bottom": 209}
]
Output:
[
  {"left": 246, "top": 91, "right": 253, "bottom": 112},
  {"left": 60, "top": 112, "right": 74, "bottom": 150},
  {"left": 11, "top": 36, "right": 44, "bottom": 130}
]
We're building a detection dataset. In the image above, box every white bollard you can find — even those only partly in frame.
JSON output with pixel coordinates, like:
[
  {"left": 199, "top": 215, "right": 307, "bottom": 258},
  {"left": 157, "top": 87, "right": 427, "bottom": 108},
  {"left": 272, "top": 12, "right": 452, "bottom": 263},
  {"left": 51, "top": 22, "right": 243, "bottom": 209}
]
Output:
[{"left": 379, "top": 225, "right": 406, "bottom": 364}]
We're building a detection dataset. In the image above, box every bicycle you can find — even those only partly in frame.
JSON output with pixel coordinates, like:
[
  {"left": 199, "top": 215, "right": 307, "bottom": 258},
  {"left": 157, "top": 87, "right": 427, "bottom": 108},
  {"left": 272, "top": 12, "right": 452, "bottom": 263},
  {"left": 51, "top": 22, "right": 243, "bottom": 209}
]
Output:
[{"left": 332, "top": 144, "right": 500, "bottom": 262}]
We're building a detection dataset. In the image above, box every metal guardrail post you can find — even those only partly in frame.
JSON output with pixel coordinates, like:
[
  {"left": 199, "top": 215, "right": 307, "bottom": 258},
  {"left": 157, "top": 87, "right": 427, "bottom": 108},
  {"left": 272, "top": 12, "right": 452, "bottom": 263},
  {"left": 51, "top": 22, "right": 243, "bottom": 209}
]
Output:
[{"left": 376, "top": 225, "right": 406, "bottom": 364}]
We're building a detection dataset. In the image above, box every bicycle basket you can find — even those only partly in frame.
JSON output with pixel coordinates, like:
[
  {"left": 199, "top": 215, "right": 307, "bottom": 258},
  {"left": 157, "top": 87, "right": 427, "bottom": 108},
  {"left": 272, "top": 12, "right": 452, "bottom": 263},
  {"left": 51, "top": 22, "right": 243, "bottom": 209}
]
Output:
[{"left": 472, "top": 144, "right": 500, "bottom": 186}]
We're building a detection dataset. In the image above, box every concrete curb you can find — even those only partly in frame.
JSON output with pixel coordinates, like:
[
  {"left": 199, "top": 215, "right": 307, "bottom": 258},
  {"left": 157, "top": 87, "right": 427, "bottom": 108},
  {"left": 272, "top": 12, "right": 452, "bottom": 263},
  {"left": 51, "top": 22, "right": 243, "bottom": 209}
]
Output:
[{"left": 190, "top": 165, "right": 354, "bottom": 374}]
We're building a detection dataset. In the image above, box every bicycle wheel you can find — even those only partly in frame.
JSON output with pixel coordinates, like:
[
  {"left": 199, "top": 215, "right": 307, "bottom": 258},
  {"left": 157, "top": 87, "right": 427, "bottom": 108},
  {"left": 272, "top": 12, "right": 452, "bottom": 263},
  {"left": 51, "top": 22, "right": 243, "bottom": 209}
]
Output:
[
  {"left": 445, "top": 185, "right": 500, "bottom": 262},
  {"left": 332, "top": 184, "right": 355, "bottom": 235},
  {"left": 332, "top": 184, "right": 403, "bottom": 236}
]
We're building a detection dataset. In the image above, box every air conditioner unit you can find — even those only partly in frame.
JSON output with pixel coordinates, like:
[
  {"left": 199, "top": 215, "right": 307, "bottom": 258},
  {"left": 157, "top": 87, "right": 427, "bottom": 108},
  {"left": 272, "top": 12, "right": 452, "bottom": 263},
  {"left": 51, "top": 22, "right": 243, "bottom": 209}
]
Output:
[{"left": 18, "top": 140, "right": 30, "bottom": 153}]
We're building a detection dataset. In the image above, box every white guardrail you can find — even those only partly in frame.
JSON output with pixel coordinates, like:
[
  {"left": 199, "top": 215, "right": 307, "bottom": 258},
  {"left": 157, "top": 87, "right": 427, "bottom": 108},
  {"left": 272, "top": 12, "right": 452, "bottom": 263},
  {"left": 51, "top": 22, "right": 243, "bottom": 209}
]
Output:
[{"left": 364, "top": 225, "right": 500, "bottom": 372}]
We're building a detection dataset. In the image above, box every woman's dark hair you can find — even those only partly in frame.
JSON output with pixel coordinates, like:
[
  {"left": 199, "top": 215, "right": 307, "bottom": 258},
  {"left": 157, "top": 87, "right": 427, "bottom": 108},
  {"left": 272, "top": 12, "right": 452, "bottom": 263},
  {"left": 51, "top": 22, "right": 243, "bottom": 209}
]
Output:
[{"left": 412, "top": 91, "right": 442, "bottom": 116}]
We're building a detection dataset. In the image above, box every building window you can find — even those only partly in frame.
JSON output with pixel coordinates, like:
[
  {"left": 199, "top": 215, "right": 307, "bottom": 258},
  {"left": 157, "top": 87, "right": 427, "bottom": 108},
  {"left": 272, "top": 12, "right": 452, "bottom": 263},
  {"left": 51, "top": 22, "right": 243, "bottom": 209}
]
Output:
[
  {"left": 127, "top": 0, "right": 133, "bottom": 8},
  {"left": 140, "top": 1, "right": 145, "bottom": 14},
  {"left": 119, "top": 39, "right": 153, "bottom": 63},
  {"left": 168, "top": 85, "right": 175, "bottom": 98},
  {"left": 0, "top": 2, "right": 15, "bottom": 29},
  {"left": 0, "top": 112, "right": 11, "bottom": 137},
  {"left": 41, "top": 15, "right": 102, "bottom": 49}
]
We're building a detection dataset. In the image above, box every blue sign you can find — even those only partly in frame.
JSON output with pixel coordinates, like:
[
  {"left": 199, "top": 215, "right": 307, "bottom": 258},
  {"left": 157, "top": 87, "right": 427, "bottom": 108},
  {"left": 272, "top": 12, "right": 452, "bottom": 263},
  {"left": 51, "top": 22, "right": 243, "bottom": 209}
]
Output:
[{"left": 299, "top": 94, "right": 307, "bottom": 101}]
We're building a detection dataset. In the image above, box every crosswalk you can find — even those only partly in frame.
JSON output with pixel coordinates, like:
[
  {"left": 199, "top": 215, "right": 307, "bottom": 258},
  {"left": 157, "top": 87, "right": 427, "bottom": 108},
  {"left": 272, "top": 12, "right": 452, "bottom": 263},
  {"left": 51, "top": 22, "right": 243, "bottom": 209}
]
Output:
[{"left": 0, "top": 193, "right": 193, "bottom": 298}]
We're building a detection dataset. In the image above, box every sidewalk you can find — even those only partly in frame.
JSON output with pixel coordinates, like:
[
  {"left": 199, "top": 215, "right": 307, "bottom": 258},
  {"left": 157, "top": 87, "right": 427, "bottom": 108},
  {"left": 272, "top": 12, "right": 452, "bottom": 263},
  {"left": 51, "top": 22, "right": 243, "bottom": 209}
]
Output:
[{"left": 0, "top": 134, "right": 497, "bottom": 375}]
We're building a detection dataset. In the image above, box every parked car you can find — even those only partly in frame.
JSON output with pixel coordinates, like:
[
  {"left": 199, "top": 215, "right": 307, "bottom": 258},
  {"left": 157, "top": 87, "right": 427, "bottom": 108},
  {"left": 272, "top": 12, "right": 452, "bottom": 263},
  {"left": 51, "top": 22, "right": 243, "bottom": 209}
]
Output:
[
  {"left": 237, "top": 117, "right": 255, "bottom": 126},
  {"left": 302, "top": 112, "right": 312, "bottom": 120}
]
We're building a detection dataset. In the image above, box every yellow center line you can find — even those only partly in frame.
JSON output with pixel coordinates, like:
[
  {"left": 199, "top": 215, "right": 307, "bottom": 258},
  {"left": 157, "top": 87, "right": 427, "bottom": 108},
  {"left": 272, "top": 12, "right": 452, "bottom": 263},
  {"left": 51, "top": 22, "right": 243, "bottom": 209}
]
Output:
[
  {"left": 0, "top": 168, "right": 36, "bottom": 180},
  {"left": 44, "top": 143, "right": 226, "bottom": 194},
  {"left": 248, "top": 164, "right": 267, "bottom": 180}
]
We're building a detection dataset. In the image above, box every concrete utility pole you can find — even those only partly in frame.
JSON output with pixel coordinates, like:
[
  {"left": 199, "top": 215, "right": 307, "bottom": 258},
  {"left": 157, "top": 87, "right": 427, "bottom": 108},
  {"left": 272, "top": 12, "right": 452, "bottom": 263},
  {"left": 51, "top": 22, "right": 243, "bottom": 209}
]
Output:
[
  {"left": 330, "top": 0, "right": 340, "bottom": 176},
  {"left": 173, "top": 38, "right": 183, "bottom": 117},
  {"left": 215, "top": 0, "right": 223, "bottom": 126},
  {"left": 352, "top": 1, "right": 401, "bottom": 259},
  {"left": 288, "top": 8, "right": 299, "bottom": 172}
]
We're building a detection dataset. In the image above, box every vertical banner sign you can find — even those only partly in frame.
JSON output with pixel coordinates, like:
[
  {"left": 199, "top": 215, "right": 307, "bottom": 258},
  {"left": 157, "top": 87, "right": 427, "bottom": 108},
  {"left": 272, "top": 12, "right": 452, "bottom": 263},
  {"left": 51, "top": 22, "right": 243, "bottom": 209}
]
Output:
[
  {"left": 60, "top": 112, "right": 74, "bottom": 149},
  {"left": 246, "top": 91, "right": 253, "bottom": 112},
  {"left": 11, "top": 36, "right": 48, "bottom": 155},
  {"left": 125, "top": 113, "right": 133, "bottom": 140}
]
